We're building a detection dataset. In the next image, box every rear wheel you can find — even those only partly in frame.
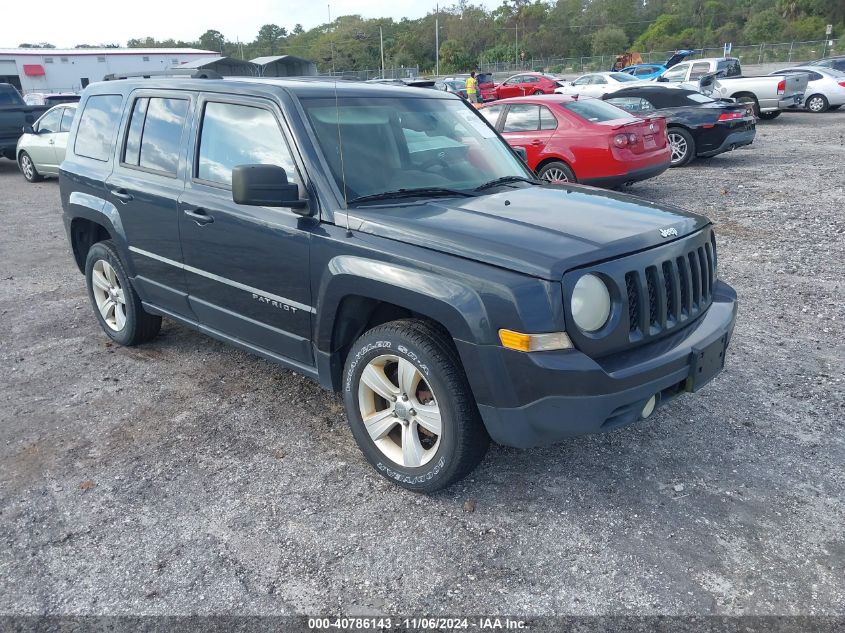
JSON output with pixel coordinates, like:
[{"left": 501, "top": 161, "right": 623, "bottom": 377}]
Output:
[
  {"left": 537, "top": 161, "right": 576, "bottom": 183},
  {"left": 805, "top": 94, "right": 829, "bottom": 113},
  {"left": 533, "top": 89, "right": 544, "bottom": 95},
  {"left": 735, "top": 95, "right": 759, "bottom": 118},
  {"left": 18, "top": 151, "right": 42, "bottom": 183},
  {"left": 667, "top": 127, "right": 695, "bottom": 167},
  {"left": 343, "top": 319, "right": 489, "bottom": 492},
  {"left": 85, "top": 240, "right": 162, "bottom": 346},
  {"left": 758, "top": 111, "right": 781, "bottom": 120}
]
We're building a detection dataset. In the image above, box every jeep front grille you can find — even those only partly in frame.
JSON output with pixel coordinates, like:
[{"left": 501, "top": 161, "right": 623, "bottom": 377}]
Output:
[{"left": 625, "top": 237, "right": 716, "bottom": 340}]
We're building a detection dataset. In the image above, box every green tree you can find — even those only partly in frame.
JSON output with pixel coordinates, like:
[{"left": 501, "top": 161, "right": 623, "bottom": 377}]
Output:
[
  {"left": 199, "top": 29, "right": 225, "bottom": 54},
  {"left": 743, "top": 8, "right": 787, "bottom": 42},
  {"left": 592, "top": 25, "right": 629, "bottom": 55},
  {"left": 256, "top": 24, "right": 288, "bottom": 56}
]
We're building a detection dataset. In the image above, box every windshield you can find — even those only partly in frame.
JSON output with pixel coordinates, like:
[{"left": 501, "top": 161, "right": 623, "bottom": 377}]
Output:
[{"left": 301, "top": 96, "right": 531, "bottom": 202}]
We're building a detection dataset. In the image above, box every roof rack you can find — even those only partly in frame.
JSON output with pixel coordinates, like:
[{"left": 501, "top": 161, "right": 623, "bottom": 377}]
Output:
[{"left": 103, "top": 69, "right": 224, "bottom": 81}]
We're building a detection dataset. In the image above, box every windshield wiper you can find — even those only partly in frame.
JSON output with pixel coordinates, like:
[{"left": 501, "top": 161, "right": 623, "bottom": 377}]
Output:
[
  {"left": 473, "top": 175, "right": 540, "bottom": 192},
  {"left": 348, "top": 187, "right": 476, "bottom": 205}
]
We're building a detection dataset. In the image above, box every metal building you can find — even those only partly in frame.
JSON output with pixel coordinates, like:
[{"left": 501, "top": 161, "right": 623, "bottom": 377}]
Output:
[
  {"left": 251, "top": 55, "right": 317, "bottom": 77},
  {"left": 178, "top": 56, "right": 258, "bottom": 77},
  {"left": 0, "top": 48, "right": 216, "bottom": 94}
]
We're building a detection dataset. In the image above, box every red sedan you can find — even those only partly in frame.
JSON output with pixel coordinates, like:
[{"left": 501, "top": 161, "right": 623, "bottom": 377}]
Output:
[
  {"left": 479, "top": 95, "right": 671, "bottom": 188},
  {"left": 494, "top": 73, "right": 563, "bottom": 99}
]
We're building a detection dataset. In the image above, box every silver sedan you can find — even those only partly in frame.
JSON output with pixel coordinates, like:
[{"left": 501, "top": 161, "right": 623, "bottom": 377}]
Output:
[
  {"left": 16, "top": 103, "right": 78, "bottom": 182},
  {"left": 769, "top": 67, "right": 845, "bottom": 113}
]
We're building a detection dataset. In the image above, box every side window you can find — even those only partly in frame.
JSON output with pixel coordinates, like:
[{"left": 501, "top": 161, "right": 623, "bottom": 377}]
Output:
[
  {"left": 121, "top": 96, "right": 188, "bottom": 175},
  {"left": 809, "top": 71, "right": 823, "bottom": 81},
  {"left": 503, "top": 104, "right": 540, "bottom": 132},
  {"left": 689, "top": 62, "right": 711, "bottom": 79},
  {"left": 607, "top": 97, "right": 652, "bottom": 112},
  {"left": 661, "top": 64, "right": 689, "bottom": 82},
  {"left": 74, "top": 94, "right": 123, "bottom": 162},
  {"left": 572, "top": 75, "right": 591, "bottom": 86},
  {"left": 523, "top": 76, "right": 538, "bottom": 83},
  {"left": 592, "top": 75, "right": 608, "bottom": 85},
  {"left": 36, "top": 109, "right": 63, "bottom": 133},
  {"left": 539, "top": 106, "right": 557, "bottom": 130},
  {"left": 479, "top": 105, "right": 504, "bottom": 126},
  {"left": 197, "top": 101, "right": 297, "bottom": 188},
  {"left": 60, "top": 108, "right": 75, "bottom": 132}
]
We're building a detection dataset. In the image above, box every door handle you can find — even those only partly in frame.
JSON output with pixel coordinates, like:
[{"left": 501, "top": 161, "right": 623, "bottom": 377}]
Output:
[
  {"left": 183, "top": 207, "right": 214, "bottom": 225},
  {"left": 49, "top": 139, "right": 55, "bottom": 145},
  {"left": 111, "top": 188, "right": 133, "bottom": 203},
  {"left": 530, "top": 139, "right": 543, "bottom": 145}
]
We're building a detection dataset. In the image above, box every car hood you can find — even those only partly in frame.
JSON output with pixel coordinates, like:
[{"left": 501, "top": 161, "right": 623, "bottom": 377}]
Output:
[{"left": 347, "top": 185, "right": 709, "bottom": 280}]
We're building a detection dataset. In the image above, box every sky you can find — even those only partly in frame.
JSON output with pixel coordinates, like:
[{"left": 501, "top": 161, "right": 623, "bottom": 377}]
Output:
[{"left": 1, "top": 0, "right": 497, "bottom": 49}]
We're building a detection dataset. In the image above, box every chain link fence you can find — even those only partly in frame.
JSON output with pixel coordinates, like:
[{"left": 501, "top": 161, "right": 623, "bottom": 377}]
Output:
[
  {"left": 317, "top": 66, "right": 420, "bottom": 81},
  {"left": 477, "top": 38, "right": 843, "bottom": 75}
]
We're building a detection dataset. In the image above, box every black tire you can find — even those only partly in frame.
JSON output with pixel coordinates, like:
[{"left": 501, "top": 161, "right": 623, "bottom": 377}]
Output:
[
  {"left": 804, "top": 94, "right": 829, "bottom": 113},
  {"left": 343, "top": 319, "right": 490, "bottom": 493},
  {"left": 758, "top": 111, "right": 781, "bottom": 120},
  {"left": 537, "top": 160, "right": 576, "bottom": 183},
  {"left": 84, "top": 240, "right": 161, "bottom": 346},
  {"left": 735, "top": 94, "right": 760, "bottom": 118},
  {"left": 532, "top": 89, "right": 544, "bottom": 95},
  {"left": 667, "top": 127, "right": 696, "bottom": 167},
  {"left": 18, "top": 151, "right": 42, "bottom": 183}
]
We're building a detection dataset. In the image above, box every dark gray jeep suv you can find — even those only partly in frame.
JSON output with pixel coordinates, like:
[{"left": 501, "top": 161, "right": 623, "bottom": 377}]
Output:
[{"left": 60, "top": 77, "right": 737, "bottom": 492}]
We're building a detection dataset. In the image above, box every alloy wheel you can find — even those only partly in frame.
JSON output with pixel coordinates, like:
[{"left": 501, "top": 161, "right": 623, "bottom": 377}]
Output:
[
  {"left": 668, "top": 132, "right": 688, "bottom": 165},
  {"left": 91, "top": 259, "right": 127, "bottom": 331},
  {"left": 357, "top": 354, "right": 442, "bottom": 468},
  {"left": 542, "top": 168, "right": 569, "bottom": 182},
  {"left": 807, "top": 96, "right": 825, "bottom": 112},
  {"left": 20, "top": 154, "right": 34, "bottom": 180}
]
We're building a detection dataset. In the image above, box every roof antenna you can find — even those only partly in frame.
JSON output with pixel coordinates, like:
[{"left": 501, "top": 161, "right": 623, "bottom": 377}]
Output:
[{"left": 334, "top": 77, "right": 351, "bottom": 237}]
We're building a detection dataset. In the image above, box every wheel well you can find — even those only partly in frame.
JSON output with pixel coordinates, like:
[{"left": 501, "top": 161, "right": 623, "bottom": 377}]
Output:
[
  {"left": 69, "top": 218, "right": 111, "bottom": 273},
  {"left": 730, "top": 91, "right": 757, "bottom": 103},
  {"left": 328, "top": 297, "right": 452, "bottom": 390},
  {"left": 535, "top": 156, "right": 574, "bottom": 175}
]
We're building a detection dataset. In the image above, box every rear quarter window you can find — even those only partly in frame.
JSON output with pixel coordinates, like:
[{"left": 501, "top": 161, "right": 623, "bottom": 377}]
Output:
[
  {"left": 74, "top": 94, "right": 123, "bottom": 162},
  {"left": 563, "top": 100, "right": 634, "bottom": 122}
]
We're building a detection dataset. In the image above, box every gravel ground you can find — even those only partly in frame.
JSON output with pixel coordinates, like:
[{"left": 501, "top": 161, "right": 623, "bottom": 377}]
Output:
[{"left": 0, "top": 110, "right": 843, "bottom": 618}]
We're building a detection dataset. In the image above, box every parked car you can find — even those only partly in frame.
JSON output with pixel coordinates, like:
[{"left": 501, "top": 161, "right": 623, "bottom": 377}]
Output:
[
  {"left": 441, "top": 73, "right": 497, "bottom": 101},
  {"left": 619, "top": 50, "right": 694, "bottom": 80},
  {"left": 16, "top": 103, "right": 77, "bottom": 182},
  {"left": 434, "top": 79, "right": 468, "bottom": 99},
  {"left": 23, "top": 92, "right": 81, "bottom": 107},
  {"left": 60, "top": 78, "right": 736, "bottom": 492},
  {"left": 603, "top": 85, "right": 756, "bottom": 167},
  {"left": 769, "top": 66, "right": 845, "bottom": 113},
  {"left": 555, "top": 72, "right": 643, "bottom": 97},
  {"left": 479, "top": 95, "right": 670, "bottom": 186},
  {"left": 495, "top": 73, "right": 563, "bottom": 99},
  {"left": 803, "top": 56, "right": 845, "bottom": 72},
  {"left": 654, "top": 57, "right": 808, "bottom": 119},
  {"left": 0, "top": 83, "right": 49, "bottom": 160}
]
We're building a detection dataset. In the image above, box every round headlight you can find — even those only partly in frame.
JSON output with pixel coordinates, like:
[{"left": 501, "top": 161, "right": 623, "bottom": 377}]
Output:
[{"left": 571, "top": 274, "right": 611, "bottom": 332}]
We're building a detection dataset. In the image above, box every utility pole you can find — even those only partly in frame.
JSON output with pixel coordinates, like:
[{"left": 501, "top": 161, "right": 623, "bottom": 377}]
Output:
[
  {"left": 380, "top": 26, "right": 385, "bottom": 78},
  {"left": 435, "top": 3, "right": 440, "bottom": 76}
]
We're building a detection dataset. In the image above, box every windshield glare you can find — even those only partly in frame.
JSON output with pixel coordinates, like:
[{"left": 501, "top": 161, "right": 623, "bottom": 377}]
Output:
[{"left": 302, "top": 97, "right": 531, "bottom": 202}]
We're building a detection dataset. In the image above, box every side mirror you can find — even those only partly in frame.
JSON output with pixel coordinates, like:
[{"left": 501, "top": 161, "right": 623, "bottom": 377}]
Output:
[
  {"left": 512, "top": 146, "right": 528, "bottom": 163},
  {"left": 22, "top": 125, "right": 35, "bottom": 134},
  {"left": 231, "top": 164, "right": 310, "bottom": 215}
]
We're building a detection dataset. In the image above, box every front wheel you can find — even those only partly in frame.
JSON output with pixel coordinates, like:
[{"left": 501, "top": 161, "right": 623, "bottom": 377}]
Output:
[
  {"left": 758, "top": 111, "right": 781, "bottom": 120},
  {"left": 805, "top": 94, "right": 829, "bottom": 113},
  {"left": 343, "top": 319, "right": 489, "bottom": 492},
  {"left": 667, "top": 127, "right": 696, "bottom": 167},
  {"left": 85, "top": 240, "right": 162, "bottom": 346},
  {"left": 18, "top": 151, "right": 42, "bottom": 183}
]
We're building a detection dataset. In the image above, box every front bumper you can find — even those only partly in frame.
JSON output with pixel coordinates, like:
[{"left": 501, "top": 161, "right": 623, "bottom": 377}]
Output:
[
  {"left": 580, "top": 160, "right": 670, "bottom": 189},
  {"left": 456, "top": 281, "right": 738, "bottom": 448},
  {"left": 698, "top": 128, "right": 755, "bottom": 157}
]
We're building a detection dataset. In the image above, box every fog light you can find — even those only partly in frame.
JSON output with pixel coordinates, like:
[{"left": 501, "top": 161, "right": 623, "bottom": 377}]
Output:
[{"left": 641, "top": 395, "right": 657, "bottom": 418}]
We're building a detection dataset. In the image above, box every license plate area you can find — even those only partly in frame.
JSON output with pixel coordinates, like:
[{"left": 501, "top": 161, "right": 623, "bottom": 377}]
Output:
[
  {"left": 644, "top": 134, "right": 656, "bottom": 149},
  {"left": 685, "top": 334, "right": 728, "bottom": 392}
]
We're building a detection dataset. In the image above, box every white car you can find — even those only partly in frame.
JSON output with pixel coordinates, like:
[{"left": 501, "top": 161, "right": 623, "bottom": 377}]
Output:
[
  {"left": 555, "top": 72, "right": 644, "bottom": 97},
  {"left": 16, "top": 103, "right": 77, "bottom": 182},
  {"left": 769, "top": 66, "right": 845, "bottom": 113}
]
